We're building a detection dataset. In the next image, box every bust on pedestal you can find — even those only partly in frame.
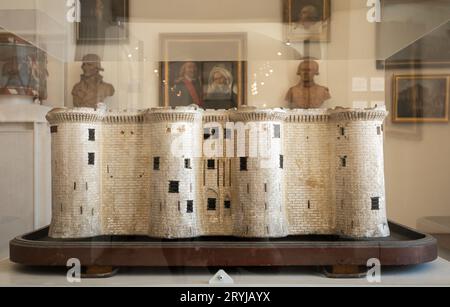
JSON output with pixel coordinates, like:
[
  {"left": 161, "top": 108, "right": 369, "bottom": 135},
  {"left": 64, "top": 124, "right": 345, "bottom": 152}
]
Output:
[
  {"left": 72, "top": 54, "right": 115, "bottom": 109},
  {"left": 285, "top": 59, "right": 331, "bottom": 109}
]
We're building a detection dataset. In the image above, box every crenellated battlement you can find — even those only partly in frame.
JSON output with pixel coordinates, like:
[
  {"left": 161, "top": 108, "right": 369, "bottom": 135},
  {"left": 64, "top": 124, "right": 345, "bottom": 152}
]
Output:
[{"left": 203, "top": 109, "right": 229, "bottom": 123}]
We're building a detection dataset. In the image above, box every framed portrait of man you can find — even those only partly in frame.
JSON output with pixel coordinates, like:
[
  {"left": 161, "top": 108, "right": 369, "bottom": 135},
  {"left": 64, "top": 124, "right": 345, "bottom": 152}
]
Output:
[
  {"left": 163, "top": 62, "right": 203, "bottom": 107},
  {"left": 393, "top": 75, "right": 449, "bottom": 123},
  {"left": 76, "top": 0, "right": 129, "bottom": 44},
  {"left": 283, "top": 0, "right": 331, "bottom": 43}
]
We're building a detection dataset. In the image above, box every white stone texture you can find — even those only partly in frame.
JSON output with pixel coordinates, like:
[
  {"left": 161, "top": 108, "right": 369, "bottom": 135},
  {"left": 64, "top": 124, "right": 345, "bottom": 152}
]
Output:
[
  {"left": 332, "top": 109, "right": 390, "bottom": 238},
  {"left": 101, "top": 112, "right": 149, "bottom": 235},
  {"left": 48, "top": 108, "right": 104, "bottom": 238},
  {"left": 146, "top": 108, "right": 203, "bottom": 238},
  {"left": 284, "top": 110, "right": 335, "bottom": 235},
  {"left": 229, "top": 108, "right": 288, "bottom": 238}
]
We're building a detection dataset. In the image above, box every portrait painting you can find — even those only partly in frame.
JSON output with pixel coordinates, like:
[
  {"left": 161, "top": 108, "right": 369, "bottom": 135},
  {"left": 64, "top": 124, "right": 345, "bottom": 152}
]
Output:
[
  {"left": 164, "top": 61, "right": 203, "bottom": 107},
  {"left": 76, "top": 0, "right": 129, "bottom": 44},
  {"left": 283, "top": 0, "right": 331, "bottom": 43},
  {"left": 159, "top": 33, "right": 247, "bottom": 109},
  {"left": 202, "top": 62, "right": 241, "bottom": 109},
  {"left": 161, "top": 61, "right": 246, "bottom": 110},
  {"left": 393, "top": 75, "right": 449, "bottom": 123}
]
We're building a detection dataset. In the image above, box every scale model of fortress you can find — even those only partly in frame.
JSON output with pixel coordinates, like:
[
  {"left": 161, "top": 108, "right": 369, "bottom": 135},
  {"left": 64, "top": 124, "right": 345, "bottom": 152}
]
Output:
[{"left": 47, "top": 105, "right": 390, "bottom": 239}]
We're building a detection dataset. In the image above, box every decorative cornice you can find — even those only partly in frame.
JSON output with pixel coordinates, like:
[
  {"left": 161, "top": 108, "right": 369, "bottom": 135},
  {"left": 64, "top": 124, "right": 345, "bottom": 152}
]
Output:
[
  {"left": 144, "top": 107, "right": 203, "bottom": 123},
  {"left": 329, "top": 107, "right": 388, "bottom": 122},
  {"left": 104, "top": 111, "right": 145, "bottom": 124},
  {"left": 203, "top": 110, "right": 230, "bottom": 123},
  {"left": 285, "top": 109, "right": 330, "bottom": 123},
  {"left": 46, "top": 106, "right": 389, "bottom": 125},
  {"left": 46, "top": 108, "right": 105, "bottom": 124},
  {"left": 229, "top": 108, "right": 287, "bottom": 122}
]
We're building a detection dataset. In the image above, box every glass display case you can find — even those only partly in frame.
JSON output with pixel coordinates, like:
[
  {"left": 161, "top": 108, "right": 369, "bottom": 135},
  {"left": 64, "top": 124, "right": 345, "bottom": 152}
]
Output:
[{"left": 0, "top": 0, "right": 449, "bottom": 286}]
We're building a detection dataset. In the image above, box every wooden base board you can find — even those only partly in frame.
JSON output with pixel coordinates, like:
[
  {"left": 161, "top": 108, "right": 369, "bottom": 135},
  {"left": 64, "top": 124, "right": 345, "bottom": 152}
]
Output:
[{"left": 10, "top": 222, "right": 437, "bottom": 279}]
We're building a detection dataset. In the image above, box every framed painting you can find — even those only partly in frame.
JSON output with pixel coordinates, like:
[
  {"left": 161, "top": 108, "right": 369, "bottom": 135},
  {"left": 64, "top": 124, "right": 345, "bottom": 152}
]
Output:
[
  {"left": 393, "top": 75, "right": 449, "bottom": 123},
  {"left": 76, "top": 0, "right": 129, "bottom": 44},
  {"left": 283, "top": 0, "right": 331, "bottom": 43},
  {"left": 159, "top": 33, "right": 247, "bottom": 109}
]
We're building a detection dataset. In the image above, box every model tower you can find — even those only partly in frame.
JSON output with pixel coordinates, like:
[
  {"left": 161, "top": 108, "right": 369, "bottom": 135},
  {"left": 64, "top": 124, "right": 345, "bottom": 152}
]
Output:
[
  {"left": 147, "top": 107, "right": 203, "bottom": 238},
  {"left": 47, "top": 108, "right": 104, "bottom": 238},
  {"left": 229, "top": 107, "right": 289, "bottom": 238},
  {"left": 332, "top": 108, "right": 390, "bottom": 238}
]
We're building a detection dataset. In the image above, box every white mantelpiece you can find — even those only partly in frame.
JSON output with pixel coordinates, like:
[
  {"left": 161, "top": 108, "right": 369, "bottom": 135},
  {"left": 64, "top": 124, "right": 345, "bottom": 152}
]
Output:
[{"left": 0, "top": 97, "right": 52, "bottom": 259}]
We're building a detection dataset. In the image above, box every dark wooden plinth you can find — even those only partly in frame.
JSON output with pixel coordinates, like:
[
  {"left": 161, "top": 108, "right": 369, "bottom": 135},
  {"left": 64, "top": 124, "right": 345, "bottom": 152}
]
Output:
[
  {"left": 10, "top": 222, "right": 437, "bottom": 278},
  {"left": 322, "top": 265, "right": 368, "bottom": 279},
  {"left": 82, "top": 266, "right": 119, "bottom": 279}
]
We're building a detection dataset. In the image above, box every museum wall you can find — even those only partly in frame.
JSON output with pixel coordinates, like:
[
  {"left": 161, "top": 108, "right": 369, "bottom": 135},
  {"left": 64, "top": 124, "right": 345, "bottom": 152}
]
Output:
[
  {"left": 385, "top": 67, "right": 450, "bottom": 227},
  {"left": 0, "top": 0, "right": 35, "bottom": 10},
  {"left": 28, "top": 0, "right": 450, "bottom": 228},
  {"left": 61, "top": 0, "right": 384, "bottom": 109}
]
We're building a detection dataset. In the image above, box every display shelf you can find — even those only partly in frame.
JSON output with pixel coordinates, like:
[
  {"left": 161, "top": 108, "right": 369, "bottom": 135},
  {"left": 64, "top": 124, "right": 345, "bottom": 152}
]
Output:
[{"left": 9, "top": 222, "right": 437, "bottom": 279}]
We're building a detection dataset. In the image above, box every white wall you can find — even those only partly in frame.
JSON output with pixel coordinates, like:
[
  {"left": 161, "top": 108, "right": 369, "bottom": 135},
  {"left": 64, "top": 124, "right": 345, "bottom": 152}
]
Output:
[
  {"left": 385, "top": 68, "right": 450, "bottom": 227},
  {"left": 0, "top": 0, "right": 35, "bottom": 10},
  {"left": 0, "top": 124, "right": 34, "bottom": 259}
]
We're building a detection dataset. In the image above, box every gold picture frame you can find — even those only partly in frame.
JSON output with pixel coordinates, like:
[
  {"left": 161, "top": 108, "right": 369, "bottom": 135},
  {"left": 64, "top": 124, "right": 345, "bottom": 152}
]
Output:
[
  {"left": 283, "top": 0, "right": 331, "bottom": 43},
  {"left": 393, "top": 75, "right": 449, "bottom": 123}
]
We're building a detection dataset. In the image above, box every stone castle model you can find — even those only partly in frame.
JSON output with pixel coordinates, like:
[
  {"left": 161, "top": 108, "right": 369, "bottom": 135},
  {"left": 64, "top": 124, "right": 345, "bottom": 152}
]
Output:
[{"left": 47, "top": 105, "right": 390, "bottom": 239}]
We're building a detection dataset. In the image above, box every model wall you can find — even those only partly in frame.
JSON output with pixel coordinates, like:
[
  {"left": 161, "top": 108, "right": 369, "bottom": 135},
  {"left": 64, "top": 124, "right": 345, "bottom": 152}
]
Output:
[
  {"left": 284, "top": 111, "right": 335, "bottom": 235},
  {"left": 101, "top": 114, "right": 150, "bottom": 235}
]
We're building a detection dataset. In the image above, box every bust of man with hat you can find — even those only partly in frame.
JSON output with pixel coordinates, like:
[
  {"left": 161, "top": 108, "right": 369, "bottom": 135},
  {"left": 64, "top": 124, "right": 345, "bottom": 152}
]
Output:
[
  {"left": 285, "top": 59, "right": 331, "bottom": 109},
  {"left": 72, "top": 54, "right": 115, "bottom": 108}
]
